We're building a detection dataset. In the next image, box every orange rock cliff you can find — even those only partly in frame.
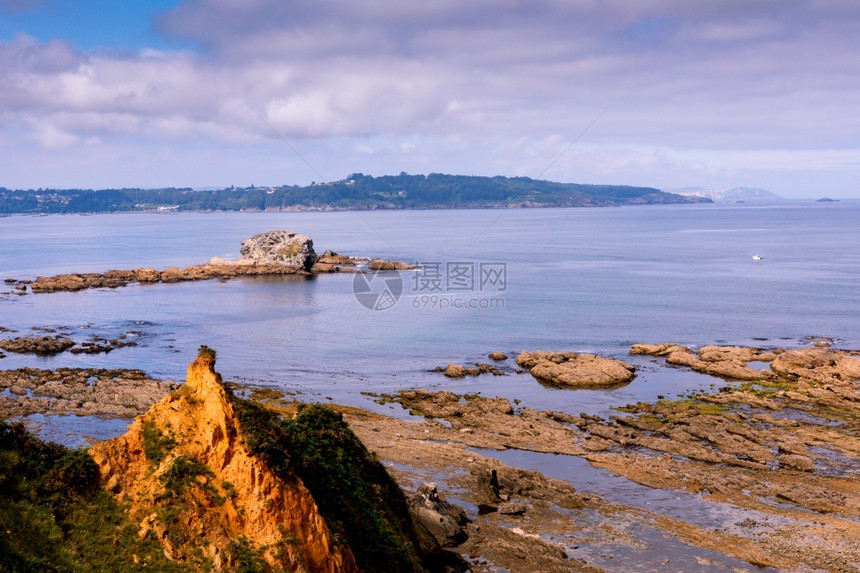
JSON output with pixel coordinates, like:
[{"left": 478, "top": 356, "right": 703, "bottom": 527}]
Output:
[{"left": 90, "top": 353, "right": 358, "bottom": 571}]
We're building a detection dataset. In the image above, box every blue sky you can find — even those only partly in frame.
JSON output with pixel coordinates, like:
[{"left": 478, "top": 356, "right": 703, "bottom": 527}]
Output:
[
  {"left": 0, "top": 1, "right": 183, "bottom": 50},
  {"left": 1, "top": 0, "right": 859, "bottom": 198}
]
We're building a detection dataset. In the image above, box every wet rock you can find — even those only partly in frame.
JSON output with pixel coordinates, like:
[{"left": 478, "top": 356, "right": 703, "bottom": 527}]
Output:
[
  {"left": 69, "top": 342, "right": 114, "bottom": 354},
  {"left": 443, "top": 363, "right": 467, "bottom": 378},
  {"left": 408, "top": 483, "right": 469, "bottom": 547},
  {"left": 158, "top": 266, "right": 186, "bottom": 283},
  {"left": 397, "top": 390, "right": 514, "bottom": 419},
  {"left": 440, "top": 362, "right": 505, "bottom": 377},
  {"left": 239, "top": 230, "right": 317, "bottom": 270},
  {"left": 312, "top": 251, "right": 367, "bottom": 273},
  {"left": 771, "top": 347, "right": 860, "bottom": 385},
  {"left": 488, "top": 351, "right": 508, "bottom": 361},
  {"left": 133, "top": 267, "right": 161, "bottom": 283},
  {"left": 517, "top": 350, "right": 635, "bottom": 388},
  {"left": 631, "top": 343, "right": 776, "bottom": 381},
  {"left": 0, "top": 335, "right": 75, "bottom": 356},
  {"left": 0, "top": 367, "right": 178, "bottom": 418},
  {"left": 317, "top": 250, "right": 361, "bottom": 266},
  {"left": 31, "top": 274, "right": 88, "bottom": 293},
  {"left": 368, "top": 258, "right": 414, "bottom": 271}
]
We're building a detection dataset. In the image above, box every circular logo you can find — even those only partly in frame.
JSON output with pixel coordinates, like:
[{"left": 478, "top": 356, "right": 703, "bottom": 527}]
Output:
[{"left": 352, "top": 269, "right": 403, "bottom": 311}]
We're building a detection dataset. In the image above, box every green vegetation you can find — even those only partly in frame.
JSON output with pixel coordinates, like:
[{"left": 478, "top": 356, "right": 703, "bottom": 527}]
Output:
[
  {"left": 0, "top": 173, "right": 709, "bottom": 214},
  {"left": 0, "top": 419, "right": 182, "bottom": 572},
  {"left": 160, "top": 455, "right": 215, "bottom": 498},
  {"left": 655, "top": 398, "right": 731, "bottom": 417},
  {"left": 198, "top": 345, "right": 217, "bottom": 361},
  {"left": 227, "top": 536, "right": 267, "bottom": 573},
  {"left": 232, "top": 398, "right": 425, "bottom": 573},
  {"left": 141, "top": 420, "right": 176, "bottom": 465}
]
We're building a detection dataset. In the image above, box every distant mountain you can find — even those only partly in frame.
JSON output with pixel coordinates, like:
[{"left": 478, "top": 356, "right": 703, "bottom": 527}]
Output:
[
  {"left": 670, "top": 186, "right": 781, "bottom": 203},
  {"left": 0, "top": 173, "right": 711, "bottom": 214}
]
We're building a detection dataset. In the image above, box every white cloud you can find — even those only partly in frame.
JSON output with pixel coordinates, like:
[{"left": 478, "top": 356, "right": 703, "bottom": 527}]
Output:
[{"left": 0, "top": 1, "right": 859, "bottom": 196}]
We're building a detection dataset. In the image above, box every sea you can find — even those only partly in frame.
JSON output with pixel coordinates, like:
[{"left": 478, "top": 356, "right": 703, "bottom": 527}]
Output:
[{"left": 1, "top": 201, "right": 859, "bottom": 444}]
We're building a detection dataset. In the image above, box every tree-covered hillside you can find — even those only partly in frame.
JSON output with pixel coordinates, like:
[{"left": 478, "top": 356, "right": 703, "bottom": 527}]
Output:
[{"left": 0, "top": 173, "right": 709, "bottom": 214}]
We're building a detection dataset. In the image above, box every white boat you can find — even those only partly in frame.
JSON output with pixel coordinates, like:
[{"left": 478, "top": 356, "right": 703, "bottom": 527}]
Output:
[{"left": 752, "top": 255, "right": 763, "bottom": 261}]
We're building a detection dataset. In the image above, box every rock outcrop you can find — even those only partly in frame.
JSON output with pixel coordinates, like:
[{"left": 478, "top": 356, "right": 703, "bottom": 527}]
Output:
[
  {"left": 516, "top": 351, "right": 635, "bottom": 388},
  {"left": 90, "top": 354, "right": 358, "bottom": 572},
  {"left": 19, "top": 231, "right": 412, "bottom": 293},
  {"left": 239, "top": 230, "right": 317, "bottom": 270},
  {"left": 770, "top": 347, "right": 860, "bottom": 385},
  {"left": 368, "top": 258, "right": 415, "bottom": 270},
  {"left": 311, "top": 250, "right": 366, "bottom": 273},
  {"left": 630, "top": 344, "right": 776, "bottom": 380},
  {"left": 0, "top": 335, "right": 75, "bottom": 356},
  {"left": 0, "top": 368, "right": 177, "bottom": 419},
  {"left": 439, "top": 362, "right": 506, "bottom": 378},
  {"left": 29, "top": 261, "right": 305, "bottom": 293},
  {"left": 408, "top": 483, "right": 469, "bottom": 547}
]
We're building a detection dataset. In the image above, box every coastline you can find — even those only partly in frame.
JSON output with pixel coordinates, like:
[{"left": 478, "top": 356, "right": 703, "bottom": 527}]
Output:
[{"left": 3, "top": 342, "right": 858, "bottom": 571}]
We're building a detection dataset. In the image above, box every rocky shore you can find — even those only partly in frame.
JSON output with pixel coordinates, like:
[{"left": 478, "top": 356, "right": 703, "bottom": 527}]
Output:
[
  {"left": 358, "top": 343, "right": 860, "bottom": 571},
  {"left": 3, "top": 230, "right": 412, "bottom": 295},
  {"left": 0, "top": 367, "right": 178, "bottom": 419},
  {"left": 3, "top": 342, "right": 858, "bottom": 571},
  {"left": 0, "top": 333, "right": 138, "bottom": 356}
]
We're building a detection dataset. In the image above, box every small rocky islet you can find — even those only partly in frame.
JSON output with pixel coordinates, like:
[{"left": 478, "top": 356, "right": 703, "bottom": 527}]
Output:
[{"left": 2, "top": 229, "right": 413, "bottom": 295}]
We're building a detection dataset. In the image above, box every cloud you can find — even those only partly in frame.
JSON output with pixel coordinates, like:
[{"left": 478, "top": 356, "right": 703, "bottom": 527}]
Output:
[{"left": 1, "top": 0, "right": 859, "bottom": 195}]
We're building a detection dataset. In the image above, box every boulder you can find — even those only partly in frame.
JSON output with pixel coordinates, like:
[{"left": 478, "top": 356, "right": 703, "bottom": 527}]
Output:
[
  {"left": 488, "top": 351, "right": 508, "bottom": 361},
  {"left": 771, "top": 348, "right": 860, "bottom": 384},
  {"left": 443, "top": 363, "right": 467, "bottom": 378},
  {"left": 133, "top": 268, "right": 161, "bottom": 283},
  {"left": 407, "top": 483, "right": 469, "bottom": 547},
  {"left": 517, "top": 351, "right": 635, "bottom": 388},
  {"left": 239, "top": 230, "right": 317, "bottom": 271},
  {"left": 498, "top": 501, "right": 528, "bottom": 515}
]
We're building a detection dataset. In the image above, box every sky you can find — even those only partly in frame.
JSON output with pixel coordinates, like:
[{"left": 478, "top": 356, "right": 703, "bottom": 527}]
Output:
[{"left": 1, "top": 0, "right": 859, "bottom": 198}]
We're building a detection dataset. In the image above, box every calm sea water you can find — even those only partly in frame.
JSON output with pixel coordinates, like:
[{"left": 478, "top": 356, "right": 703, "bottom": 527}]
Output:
[{"left": 1, "top": 203, "right": 859, "bottom": 432}]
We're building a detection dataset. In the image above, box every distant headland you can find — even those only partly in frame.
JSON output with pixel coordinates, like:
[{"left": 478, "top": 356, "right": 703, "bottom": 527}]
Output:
[{"left": 0, "top": 173, "right": 710, "bottom": 214}]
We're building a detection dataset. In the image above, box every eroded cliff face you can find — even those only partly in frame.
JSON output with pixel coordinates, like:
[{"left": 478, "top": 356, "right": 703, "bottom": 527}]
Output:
[{"left": 90, "top": 354, "right": 357, "bottom": 572}]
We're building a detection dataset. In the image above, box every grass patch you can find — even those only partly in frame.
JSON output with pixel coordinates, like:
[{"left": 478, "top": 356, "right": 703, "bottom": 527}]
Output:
[
  {"left": 227, "top": 536, "right": 268, "bottom": 573},
  {"left": 656, "top": 398, "right": 731, "bottom": 418},
  {"left": 0, "top": 419, "right": 183, "bottom": 572},
  {"left": 141, "top": 420, "right": 176, "bottom": 465},
  {"left": 160, "top": 455, "right": 215, "bottom": 498},
  {"left": 197, "top": 344, "right": 217, "bottom": 361}
]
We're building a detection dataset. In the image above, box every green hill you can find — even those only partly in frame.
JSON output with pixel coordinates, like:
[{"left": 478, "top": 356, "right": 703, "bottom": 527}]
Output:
[{"left": 0, "top": 173, "right": 710, "bottom": 214}]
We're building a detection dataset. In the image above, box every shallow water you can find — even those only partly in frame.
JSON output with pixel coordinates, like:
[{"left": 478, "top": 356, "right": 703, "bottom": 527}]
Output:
[{"left": 1, "top": 203, "right": 858, "bottom": 437}]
